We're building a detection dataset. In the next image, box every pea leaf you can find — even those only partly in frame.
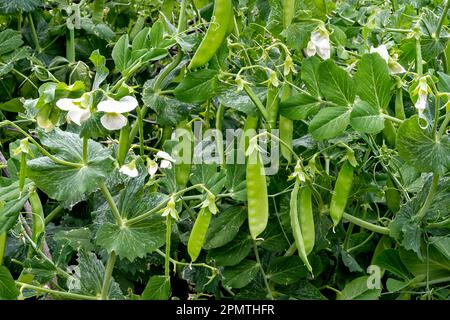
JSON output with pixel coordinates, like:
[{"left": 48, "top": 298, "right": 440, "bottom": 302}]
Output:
[
  {"left": 430, "top": 236, "right": 450, "bottom": 260},
  {"left": 141, "top": 275, "right": 171, "bottom": 300},
  {"left": 400, "top": 247, "right": 450, "bottom": 280},
  {"left": 207, "top": 233, "right": 252, "bottom": 266},
  {"left": 354, "top": 53, "right": 393, "bottom": 110},
  {"left": 27, "top": 129, "right": 114, "bottom": 207},
  {"left": 350, "top": 100, "right": 385, "bottom": 133},
  {"left": 309, "top": 106, "right": 351, "bottom": 140},
  {"left": 112, "top": 34, "right": 130, "bottom": 73},
  {"left": 173, "top": 69, "right": 218, "bottom": 104},
  {"left": 397, "top": 115, "right": 450, "bottom": 175},
  {"left": 218, "top": 86, "right": 266, "bottom": 116},
  {"left": 89, "top": 50, "right": 109, "bottom": 90},
  {"left": 54, "top": 228, "right": 94, "bottom": 252},
  {"left": 279, "top": 93, "right": 321, "bottom": 120},
  {"left": 336, "top": 276, "right": 382, "bottom": 300},
  {"left": 301, "top": 56, "right": 321, "bottom": 98},
  {"left": 224, "top": 163, "right": 247, "bottom": 201},
  {"left": 318, "top": 60, "right": 355, "bottom": 106},
  {"left": 0, "top": 29, "right": 23, "bottom": 55},
  {"left": 373, "top": 249, "right": 413, "bottom": 280},
  {"left": 222, "top": 260, "right": 259, "bottom": 289},
  {"left": 266, "top": 256, "right": 309, "bottom": 285},
  {"left": 0, "top": 266, "right": 19, "bottom": 300},
  {"left": 203, "top": 206, "right": 246, "bottom": 250},
  {"left": 0, "top": 191, "right": 30, "bottom": 233}
]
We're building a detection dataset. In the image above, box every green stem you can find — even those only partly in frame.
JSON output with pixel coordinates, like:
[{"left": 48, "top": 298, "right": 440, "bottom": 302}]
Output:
[
  {"left": 44, "top": 206, "right": 63, "bottom": 225},
  {"left": 415, "top": 174, "right": 439, "bottom": 221},
  {"left": 66, "top": 28, "right": 75, "bottom": 63},
  {"left": 243, "top": 84, "right": 269, "bottom": 123},
  {"left": 165, "top": 216, "right": 172, "bottom": 277},
  {"left": 16, "top": 282, "right": 98, "bottom": 300},
  {"left": 215, "top": 104, "right": 225, "bottom": 168},
  {"left": 100, "top": 251, "right": 116, "bottom": 300},
  {"left": 433, "top": 95, "right": 440, "bottom": 138},
  {"left": 437, "top": 111, "right": 450, "bottom": 140},
  {"left": 0, "top": 121, "right": 83, "bottom": 168},
  {"left": 99, "top": 182, "right": 123, "bottom": 226},
  {"left": 284, "top": 242, "right": 297, "bottom": 257},
  {"left": 177, "top": 0, "right": 189, "bottom": 34},
  {"left": 27, "top": 12, "right": 41, "bottom": 52},
  {"left": 342, "top": 212, "right": 390, "bottom": 235},
  {"left": 436, "top": 0, "right": 450, "bottom": 38},
  {"left": 253, "top": 241, "right": 274, "bottom": 300},
  {"left": 0, "top": 232, "right": 6, "bottom": 266},
  {"left": 411, "top": 276, "right": 450, "bottom": 288},
  {"left": 82, "top": 137, "right": 88, "bottom": 165},
  {"left": 395, "top": 86, "right": 405, "bottom": 120},
  {"left": 137, "top": 106, "right": 145, "bottom": 156},
  {"left": 155, "top": 249, "right": 218, "bottom": 273},
  {"left": 416, "top": 36, "right": 423, "bottom": 75},
  {"left": 382, "top": 113, "right": 403, "bottom": 124}
]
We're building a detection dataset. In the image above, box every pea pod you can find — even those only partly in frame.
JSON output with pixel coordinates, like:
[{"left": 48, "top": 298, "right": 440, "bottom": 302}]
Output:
[
  {"left": 246, "top": 146, "right": 268, "bottom": 240},
  {"left": 29, "top": 190, "right": 45, "bottom": 248},
  {"left": 330, "top": 161, "right": 354, "bottom": 227},
  {"left": 188, "top": 0, "right": 233, "bottom": 69},
  {"left": 175, "top": 123, "right": 193, "bottom": 187},
  {"left": 282, "top": 0, "right": 295, "bottom": 29},
  {"left": 382, "top": 119, "right": 396, "bottom": 147},
  {"left": 266, "top": 85, "right": 280, "bottom": 129},
  {"left": 385, "top": 175, "right": 400, "bottom": 212},
  {"left": 0, "top": 232, "right": 6, "bottom": 265},
  {"left": 299, "top": 186, "right": 315, "bottom": 255},
  {"left": 290, "top": 178, "right": 312, "bottom": 272},
  {"left": 188, "top": 207, "right": 212, "bottom": 262},
  {"left": 18, "top": 152, "right": 27, "bottom": 194},
  {"left": 117, "top": 123, "right": 130, "bottom": 166}
]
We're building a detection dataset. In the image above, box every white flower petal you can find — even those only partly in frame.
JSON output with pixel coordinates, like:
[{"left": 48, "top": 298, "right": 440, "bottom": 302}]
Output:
[
  {"left": 370, "top": 45, "right": 389, "bottom": 63},
  {"left": 100, "top": 113, "right": 128, "bottom": 130},
  {"left": 306, "top": 40, "right": 316, "bottom": 57},
  {"left": 156, "top": 151, "right": 175, "bottom": 162},
  {"left": 388, "top": 61, "right": 406, "bottom": 74},
  {"left": 119, "top": 164, "right": 139, "bottom": 177},
  {"left": 67, "top": 108, "right": 91, "bottom": 126},
  {"left": 415, "top": 93, "right": 427, "bottom": 112},
  {"left": 97, "top": 99, "right": 121, "bottom": 113},
  {"left": 56, "top": 98, "right": 79, "bottom": 111},
  {"left": 148, "top": 163, "right": 158, "bottom": 178},
  {"left": 160, "top": 159, "right": 172, "bottom": 169},
  {"left": 316, "top": 44, "right": 331, "bottom": 60},
  {"left": 118, "top": 96, "right": 138, "bottom": 113}
]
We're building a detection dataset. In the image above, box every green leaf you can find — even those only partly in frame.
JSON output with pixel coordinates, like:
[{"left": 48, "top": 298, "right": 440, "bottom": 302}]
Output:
[
  {"left": 96, "top": 216, "right": 166, "bottom": 262},
  {"left": 217, "top": 87, "right": 266, "bottom": 116},
  {"left": 341, "top": 250, "right": 363, "bottom": 273},
  {"left": 266, "top": 256, "right": 309, "bottom": 285},
  {"left": 27, "top": 129, "right": 114, "bottom": 207},
  {"left": 54, "top": 228, "right": 94, "bottom": 252},
  {"left": 89, "top": 50, "right": 109, "bottom": 90},
  {"left": 69, "top": 251, "right": 123, "bottom": 299},
  {"left": 0, "top": 192, "right": 30, "bottom": 234},
  {"left": 0, "top": 266, "right": 19, "bottom": 300},
  {"left": 259, "top": 220, "right": 290, "bottom": 252},
  {"left": 277, "top": 281, "right": 327, "bottom": 300},
  {"left": 350, "top": 100, "right": 385, "bottom": 134},
  {"left": 397, "top": 115, "right": 450, "bottom": 175},
  {"left": 141, "top": 275, "right": 171, "bottom": 300},
  {"left": 112, "top": 34, "right": 130, "bottom": 73},
  {"left": 0, "top": 0, "right": 42, "bottom": 13},
  {"left": 203, "top": 206, "right": 246, "bottom": 250},
  {"left": 279, "top": 93, "right": 321, "bottom": 120},
  {"left": 0, "top": 29, "right": 23, "bottom": 55},
  {"left": 386, "top": 278, "right": 410, "bottom": 293},
  {"left": 224, "top": 163, "right": 246, "bottom": 201},
  {"left": 373, "top": 249, "right": 412, "bottom": 280},
  {"left": 23, "top": 256, "right": 57, "bottom": 283},
  {"left": 309, "top": 106, "right": 351, "bottom": 140},
  {"left": 174, "top": 69, "right": 218, "bottom": 104},
  {"left": 301, "top": 56, "right": 321, "bottom": 98},
  {"left": 354, "top": 53, "right": 393, "bottom": 110},
  {"left": 336, "top": 276, "right": 382, "bottom": 300},
  {"left": 430, "top": 236, "right": 450, "bottom": 260},
  {"left": 207, "top": 233, "right": 252, "bottom": 266},
  {"left": 318, "top": 60, "right": 355, "bottom": 106},
  {"left": 222, "top": 260, "right": 258, "bottom": 289},
  {"left": 400, "top": 247, "right": 450, "bottom": 280},
  {"left": 189, "top": 164, "right": 225, "bottom": 195}
]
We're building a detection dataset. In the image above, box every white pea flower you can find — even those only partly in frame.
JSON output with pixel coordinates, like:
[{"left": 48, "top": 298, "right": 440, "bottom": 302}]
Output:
[
  {"left": 147, "top": 158, "right": 158, "bottom": 179},
  {"left": 414, "top": 77, "right": 429, "bottom": 114},
  {"left": 156, "top": 151, "right": 176, "bottom": 169},
  {"left": 283, "top": 55, "right": 296, "bottom": 76},
  {"left": 201, "top": 192, "right": 218, "bottom": 215},
  {"left": 119, "top": 159, "right": 138, "bottom": 177},
  {"left": 370, "top": 45, "right": 406, "bottom": 74},
  {"left": 97, "top": 96, "right": 138, "bottom": 131},
  {"left": 235, "top": 74, "right": 250, "bottom": 92},
  {"left": 267, "top": 70, "right": 280, "bottom": 87},
  {"left": 160, "top": 196, "right": 179, "bottom": 220},
  {"left": 306, "top": 25, "right": 331, "bottom": 60},
  {"left": 56, "top": 93, "right": 91, "bottom": 125}
]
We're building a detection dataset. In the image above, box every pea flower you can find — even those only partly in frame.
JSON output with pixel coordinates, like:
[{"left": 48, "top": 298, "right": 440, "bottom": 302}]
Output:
[
  {"left": 200, "top": 192, "right": 218, "bottom": 215},
  {"left": 147, "top": 158, "right": 158, "bottom": 179},
  {"left": 160, "top": 196, "right": 179, "bottom": 220},
  {"left": 370, "top": 45, "right": 406, "bottom": 74},
  {"left": 56, "top": 92, "right": 91, "bottom": 125},
  {"left": 306, "top": 25, "right": 331, "bottom": 60},
  {"left": 146, "top": 151, "right": 176, "bottom": 179},
  {"left": 97, "top": 96, "right": 138, "bottom": 131},
  {"left": 235, "top": 74, "right": 250, "bottom": 92},
  {"left": 414, "top": 77, "right": 429, "bottom": 114},
  {"left": 283, "top": 55, "right": 296, "bottom": 76},
  {"left": 119, "top": 159, "right": 138, "bottom": 178},
  {"left": 267, "top": 70, "right": 280, "bottom": 87}
]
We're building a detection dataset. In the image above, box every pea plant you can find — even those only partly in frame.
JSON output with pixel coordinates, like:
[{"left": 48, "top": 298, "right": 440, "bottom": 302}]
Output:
[{"left": 0, "top": 0, "right": 450, "bottom": 301}]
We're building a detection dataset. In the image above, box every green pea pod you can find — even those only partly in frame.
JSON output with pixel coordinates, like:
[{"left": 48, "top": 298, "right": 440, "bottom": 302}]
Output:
[
  {"left": 382, "top": 119, "right": 396, "bottom": 147},
  {"left": 175, "top": 123, "right": 193, "bottom": 187},
  {"left": 280, "top": 80, "right": 293, "bottom": 163},
  {"left": 290, "top": 179, "right": 312, "bottom": 272},
  {"left": 299, "top": 186, "right": 315, "bottom": 255},
  {"left": 117, "top": 123, "right": 130, "bottom": 166},
  {"left": 0, "top": 232, "right": 6, "bottom": 266},
  {"left": 266, "top": 85, "right": 280, "bottom": 129},
  {"left": 188, "top": 207, "right": 212, "bottom": 262},
  {"left": 330, "top": 161, "right": 354, "bottom": 227},
  {"left": 29, "top": 190, "right": 45, "bottom": 248},
  {"left": 18, "top": 152, "right": 27, "bottom": 194},
  {"left": 386, "top": 175, "right": 400, "bottom": 212},
  {"left": 188, "top": 0, "right": 233, "bottom": 69},
  {"left": 246, "top": 147, "right": 268, "bottom": 240},
  {"left": 282, "top": 0, "right": 295, "bottom": 29},
  {"left": 394, "top": 86, "right": 405, "bottom": 120}
]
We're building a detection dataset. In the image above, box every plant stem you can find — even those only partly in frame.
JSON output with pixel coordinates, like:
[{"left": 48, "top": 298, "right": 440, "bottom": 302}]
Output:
[
  {"left": 27, "top": 12, "right": 41, "bottom": 52},
  {"left": 253, "top": 241, "right": 274, "bottom": 300},
  {"left": 155, "top": 249, "right": 218, "bottom": 273},
  {"left": 16, "top": 282, "right": 98, "bottom": 300},
  {"left": 415, "top": 174, "right": 439, "bottom": 221},
  {"left": 0, "top": 233, "right": 6, "bottom": 266},
  {"left": 100, "top": 251, "right": 117, "bottom": 300},
  {"left": 342, "top": 212, "right": 390, "bottom": 235},
  {"left": 436, "top": 0, "right": 450, "bottom": 38},
  {"left": 82, "top": 136, "right": 88, "bottom": 165},
  {"left": 395, "top": 86, "right": 405, "bottom": 120},
  {"left": 415, "top": 36, "right": 423, "bottom": 75},
  {"left": 382, "top": 113, "right": 403, "bottom": 124},
  {"left": 99, "top": 182, "right": 123, "bottom": 226},
  {"left": 44, "top": 205, "right": 63, "bottom": 225},
  {"left": 438, "top": 111, "right": 450, "bottom": 140},
  {"left": 177, "top": 0, "right": 188, "bottom": 34},
  {"left": 66, "top": 28, "right": 75, "bottom": 63},
  {"left": 411, "top": 276, "right": 450, "bottom": 288},
  {"left": 137, "top": 106, "right": 145, "bottom": 156},
  {"left": 165, "top": 216, "right": 172, "bottom": 277}
]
